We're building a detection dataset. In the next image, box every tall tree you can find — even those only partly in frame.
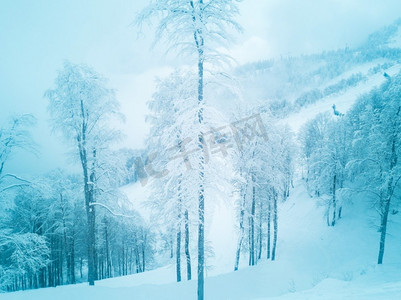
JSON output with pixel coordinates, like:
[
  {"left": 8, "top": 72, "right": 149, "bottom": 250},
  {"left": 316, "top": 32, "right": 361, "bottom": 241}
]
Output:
[
  {"left": 136, "top": 2, "right": 241, "bottom": 297},
  {"left": 347, "top": 73, "right": 401, "bottom": 264},
  {"left": 145, "top": 70, "right": 197, "bottom": 283},
  {"left": 232, "top": 109, "right": 294, "bottom": 268},
  {"left": 45, "top": 61, "right": 122, "bottom": 285},
  {"left": 300, "top": 113, "right": 348, "bottom": 226}
]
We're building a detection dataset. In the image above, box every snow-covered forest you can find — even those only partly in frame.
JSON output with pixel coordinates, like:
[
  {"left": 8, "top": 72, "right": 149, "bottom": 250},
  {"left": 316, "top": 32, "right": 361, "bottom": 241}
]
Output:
[{"left": 1, "top": 1, "right": 401, "bottom": 299}]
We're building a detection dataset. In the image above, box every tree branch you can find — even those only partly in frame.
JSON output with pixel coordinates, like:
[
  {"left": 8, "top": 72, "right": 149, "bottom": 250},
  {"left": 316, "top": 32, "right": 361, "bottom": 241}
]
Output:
[{"left": 89, "top": 202, "right": 137, "bottom": 219}]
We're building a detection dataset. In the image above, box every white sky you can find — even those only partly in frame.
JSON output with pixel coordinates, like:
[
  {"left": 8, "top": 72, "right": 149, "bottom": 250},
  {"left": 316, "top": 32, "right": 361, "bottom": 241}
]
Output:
[{"left": 1, "top": 0, "right": 401, "bottom": 176}]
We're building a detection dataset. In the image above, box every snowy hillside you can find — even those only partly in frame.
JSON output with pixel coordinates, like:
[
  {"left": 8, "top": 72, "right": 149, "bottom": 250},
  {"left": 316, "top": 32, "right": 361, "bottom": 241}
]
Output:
[
  {"left": 3, "top": 180, "right": 401, "bottom": 299},
  {"left": 282, "top": 61, "right": 401, "bottom": 132},
  {"left": 2, "top": 2, "right": 401, "bottom": 299},
  {"left": 232, "top": 18, "right": 401, "bottom": 125}
]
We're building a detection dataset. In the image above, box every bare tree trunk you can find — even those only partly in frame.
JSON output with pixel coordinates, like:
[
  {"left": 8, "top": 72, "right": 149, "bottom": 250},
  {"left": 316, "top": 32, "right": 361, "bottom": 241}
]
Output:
[
  {"left": 122, "top": 241, "right": 125, "bottom": 276},
  {"left": 71, "top": 228, "right": 76, "bottom": 283},
  {"left": 78, "top": 104, "right": 96, "bottom": 286},
  {"left": 258, "top": 201, "right": 263, "bottom": 261},
  {"left": 331, "top": 173, "right": 337, "bottom": 226},
  {"left": 170, "top": 235, "right": 174, "bottom": 259},
  {"left": 378, "top": 126, "right": 397, "bottom": 264},
  {"left": 60, "top": 193, "right": 70, "bottom": 284},
  {"left": 142, "top": 234, "right": 146, "bottom": 272},
  {"left": 176, "top": 178, "right": 183, "bottom": 282},
  {"left": 135, "top": 245, "right": 140, "bottom": 273},
  {"left": 267, "top": 198, "right": 271, "bottom": 260},
  {"left": 80, "top": 257, "right": 83, "bottom": 279},
  {"left": 326, "top": 201, "right": 331, "bottom": 227},
  {"left": 378, "top": 195, "right": 391, "bottom": 264},
  {"left": 338, "top": 179, "right": 343, "bottom": 220},
  {"left": 195, "top": 23, "right": 205, "bottom": 300},
  {"left": 87, "top": 169, "right": 96, "bottom": 284},
  {"left": 104, "top": 219, "right": 111, "bottom": 278},
  {"left": 234, "top": 189, "right": 247, "bottom": 271},
  {"left": 272, "top": 189, "right": 278, "bottom": 261},
  {"left": 184, "top": 209, "right": 192, "bottom": 280},
  {"left": 197, "top": 175, "right": 205, "bottom": 300},
  {"left": 130, "top": 247, "right": 133, "bottom": 275},
  {"left": 176, "top": 221, "right": 182, "bottom": 282},
  {"left": 250, "top": 174, "right": 256, "bottom": 266},
  {"left": 248, "top": 219, "right": 252, "bottom": 266}
]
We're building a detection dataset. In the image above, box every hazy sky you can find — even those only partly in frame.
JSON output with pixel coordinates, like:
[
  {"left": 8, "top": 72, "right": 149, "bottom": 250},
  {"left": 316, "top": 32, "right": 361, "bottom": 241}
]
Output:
[{"left": 1, "top": 0, "right": 401, "bottom": 176}]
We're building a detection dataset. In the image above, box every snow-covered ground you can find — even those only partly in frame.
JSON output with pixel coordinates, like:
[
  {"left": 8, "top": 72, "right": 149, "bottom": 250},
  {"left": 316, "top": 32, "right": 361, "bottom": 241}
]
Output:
[
  {"left": 4, "top": 61, "right": 401, "bottom": 300},
  {"left": 3, "top": 180, "right": 401, "bottom": 299},
  {"left": 282, "top": 62, "right": 401, "bottom": 132}
]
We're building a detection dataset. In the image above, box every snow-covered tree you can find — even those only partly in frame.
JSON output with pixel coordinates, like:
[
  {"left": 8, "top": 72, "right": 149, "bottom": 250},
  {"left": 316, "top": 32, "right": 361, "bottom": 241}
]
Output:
[
  {"left": 0, "top": 231, "right": 49, "bottom": 291},
  {"left": 144, "top": 69, "right": 235, "bottom": 283},
  {"left": 39, "top": 170, "right": 83, "bottom": 285},
  {"left": 45, "top": 61, "right": 123, "bottom": 285},
  {"left": 232, "top": 108, "right": 295, "bottom": 269},
  {"left": 145, "top": 70, "right": 197, "bottom": 282},
  {"left": 0, "top": 184, "right": 52, "bottom": 290},
  {"left": 300, "top": 112, "right": 349, "bottom": 226},
  {"left": 136, "top": 2, "right": 241, "bottom": 297},
  {"left": 346, "top": 72, "right": 401, "bottom": 264},
  {"left": 0, "top": 114, "right": 36, "bottom": 194}
]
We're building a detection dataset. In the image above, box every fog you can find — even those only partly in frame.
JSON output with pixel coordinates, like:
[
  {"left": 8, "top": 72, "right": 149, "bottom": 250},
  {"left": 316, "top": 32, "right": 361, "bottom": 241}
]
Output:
[{"left": 1, "top": 0, "right": 400, "bottom": 176}]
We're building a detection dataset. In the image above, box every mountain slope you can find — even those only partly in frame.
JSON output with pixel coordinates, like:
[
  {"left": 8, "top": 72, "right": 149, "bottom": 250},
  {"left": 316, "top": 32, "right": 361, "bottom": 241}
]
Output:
[
  {"left": 232, "top": 18, "right": 401, "bottom": 125},
  {"left": 3, "top": 179, "right": 401, "bottom": 300}
]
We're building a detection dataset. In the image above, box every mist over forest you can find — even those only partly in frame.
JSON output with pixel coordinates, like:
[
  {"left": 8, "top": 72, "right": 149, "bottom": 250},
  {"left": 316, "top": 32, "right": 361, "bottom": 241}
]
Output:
[{"left": 1, "top": 1, "right": 401, "bottom": 299}]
